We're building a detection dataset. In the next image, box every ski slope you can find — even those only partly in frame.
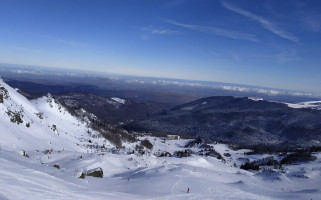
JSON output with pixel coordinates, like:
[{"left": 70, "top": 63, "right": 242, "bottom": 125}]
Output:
[
  {"left": 0, "top": 138, "right": 320, "bottom": 200},
  {"left": 0, "top": 78, "right": 321, "bottom": 200}
]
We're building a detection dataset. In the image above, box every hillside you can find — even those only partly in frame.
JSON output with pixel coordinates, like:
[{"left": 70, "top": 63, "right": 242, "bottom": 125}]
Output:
[
  {"left": 0, "top": 77, "right": 114, "bottom": 152},
  {"left": 125, "top": 96, "right": 321, "bottom": 148},
  {"left": 56, "top": 93, "right": 164, "bottom": 126}
]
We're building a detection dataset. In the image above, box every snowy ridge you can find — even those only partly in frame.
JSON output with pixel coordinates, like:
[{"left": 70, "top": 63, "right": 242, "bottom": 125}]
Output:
[
  {"left": 248, "top": 97, "right": 264, "bottom": 101},
  {"left": 0, "top": 79, "right": 111, "bottom": 152},
  {"left": 284, "top": 100, "right": 321, "bottom": 109}
]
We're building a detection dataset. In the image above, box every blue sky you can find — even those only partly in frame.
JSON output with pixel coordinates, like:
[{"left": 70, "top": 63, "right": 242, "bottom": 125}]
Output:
[{"left": 0, "top": 0, "right": 321, "bottom": 93}]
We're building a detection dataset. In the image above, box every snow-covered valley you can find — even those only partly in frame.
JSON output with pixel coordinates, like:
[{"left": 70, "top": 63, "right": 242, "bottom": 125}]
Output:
[
  {"left": 1, "top": 138, "right": 321, "bottom": 200},
  {"left": 1, "top": 78, "right": 321, "bottom": 200}
]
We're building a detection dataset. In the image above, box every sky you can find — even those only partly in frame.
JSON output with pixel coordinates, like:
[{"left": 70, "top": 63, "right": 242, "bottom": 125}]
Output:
[{"left": 0, "top": 0, "right": 321, "bottom": 93}]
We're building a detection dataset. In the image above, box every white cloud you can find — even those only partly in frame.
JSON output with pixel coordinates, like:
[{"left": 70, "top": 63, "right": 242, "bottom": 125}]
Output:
[
  {"left": 151, "top": 29, "right": 173, "bottom": 34},
  {"left": 11, "top": 69, "right": 43, "bottom": 75},
  {"left": 218, "top": 85, "right": 314, "bottom": 97},
  {"left": 143, "top": 26, "right": 177, "bottom": 35},
  {"left": 221, "top": 1, "right": 299, "bottom": 43},
  {"left": 163, "top": 19, "right": 258, "bottom": 42}
]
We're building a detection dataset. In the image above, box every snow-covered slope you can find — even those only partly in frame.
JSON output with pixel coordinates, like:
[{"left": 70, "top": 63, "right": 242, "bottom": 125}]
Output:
[
  {"left": 284, "top": 100, "right": 321, "bottom": 109},
  {"left": 111, "top": 97, "right": 126, "bottom": 104},
  {"left": 1, "top": 78, "right": 321, "bottom": 200},
  {"left": 0, "top": 136, "right": 320, "bottom": 200},
  {"left": 0, "top": 78, "right": 111, "bottom": 152}
]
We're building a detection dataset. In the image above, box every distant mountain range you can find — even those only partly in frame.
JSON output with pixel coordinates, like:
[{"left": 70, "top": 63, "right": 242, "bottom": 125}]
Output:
[
  {"left": 2, "top": 65, "right": 321, "bottom": 149},
  {"left": 1, "top": 63, "right": 320, "bottom": 104},
  {"left": 125, "top": 96, "right": 321, "bottom": 148},
  {"left": 56, "top": 93, "right": 164, "bottom": 126}
]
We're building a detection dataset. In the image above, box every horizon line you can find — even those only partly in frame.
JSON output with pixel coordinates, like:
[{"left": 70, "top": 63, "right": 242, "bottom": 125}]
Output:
[{"left": 0, "top": 62, "right": 319, "bottom": 97}]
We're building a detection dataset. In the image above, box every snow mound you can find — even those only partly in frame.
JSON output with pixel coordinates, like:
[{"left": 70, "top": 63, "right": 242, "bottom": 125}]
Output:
[{"left": 111, "top": 97, "right": 126, "bottom": 104}]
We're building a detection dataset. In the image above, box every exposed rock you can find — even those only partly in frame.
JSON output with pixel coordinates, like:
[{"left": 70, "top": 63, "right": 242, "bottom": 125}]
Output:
[
  {"left": 22, "top": 150, "right": 29, "bottom": 158},
  {"left": 79, "top": 172, "right": 85, "bottom": 179},
  {"left": 154, "top": 151, "right": 172, "bottom": 157},
  {"left": 52, "top": 164, "right": 60, "bottom": 169},
  {"left": 87, "top": 167, "right": 103, "bottom": 178},
  {"left": 7, "top": 110, "right": 24, "bottom": 124},
  {"left": 174, "top": 149, "right": 192, "bottom": 158},
  {"left": 140, "top": 139, "right": 153, "bottom": 149},
  {"left": 0, "top": 86, "right": 9, "bottom": 103},
  {"left": 224, "top": 153, "right": 231, "bottom": 157},
  {"left": 43, "top": 149, "right": 53, "bottom": 154}
]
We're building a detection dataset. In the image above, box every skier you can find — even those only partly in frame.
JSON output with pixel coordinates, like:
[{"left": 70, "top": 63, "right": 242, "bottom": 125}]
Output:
[{"left": 187, "top": 188, "right": 190, "bottom": 193}]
